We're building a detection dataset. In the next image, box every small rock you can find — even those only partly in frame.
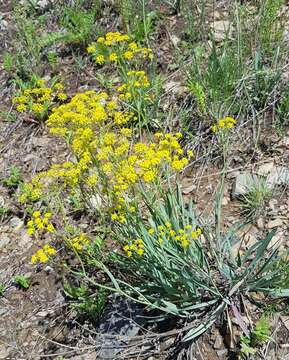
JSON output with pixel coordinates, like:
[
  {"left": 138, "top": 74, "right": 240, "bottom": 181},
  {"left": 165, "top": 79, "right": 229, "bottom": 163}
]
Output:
[
  {"left": 0, "top": 346, "right": 10, "bottom": 360},
  {"left": 89, "top": 194, "right": 102, "bottom": 210},
  {"left": 213, "top": 334, "right": 224, "bottom": 350},
  {"left": 182, "top": 184, "right": 197, "bottom": 194},
  {"left": 212, "top": 20, "right": 231, "bottom": 41},
  {"left": 9, "top": 217, "right": 24, "bottom": 231},
  {"left": 232, "top": 173, "right": 258, "bottom": 197},
  {"left": 269, "top": 233, "right": 283, "bottom": 248},
  {"left": 0, "top": 235, "right": 10, "bottom": 248},
  {"left": 244, "top": 232, "right": 257, "bottom": 248},
  {"left": 221, "top": 197, "right": 229, "bottom": 206},
  {"left": 0, "top": 195, "right": 5, "bottom": 207},
  {"left": 23, "top": 154, "right": 37, "bottom": 163},
  {"left": 267, "top": 218, "right": 283, "bottom": 229},
  {"left": 258, "top": 162, "right": 275, "bottom": 176},
  {"left": 18, "top": 231, "right": 31, "bottom": 247},
  {"left": 37, "top": 310, "right": 49, "bottom": 317},
  {"left": 266, "top": 166, "right": 289, "bottom": 187},
  {"left": 217, "top": 349, "right": 228, "bottom": 357},
  {"left": 257, "top": 217, "right": 265, "bottom": 229}
]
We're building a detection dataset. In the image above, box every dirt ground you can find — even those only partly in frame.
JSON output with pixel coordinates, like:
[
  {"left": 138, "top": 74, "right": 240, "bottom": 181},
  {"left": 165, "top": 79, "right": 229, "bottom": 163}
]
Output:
[{"left": 1, "top": 1, "right": 289, "bottom": 359}]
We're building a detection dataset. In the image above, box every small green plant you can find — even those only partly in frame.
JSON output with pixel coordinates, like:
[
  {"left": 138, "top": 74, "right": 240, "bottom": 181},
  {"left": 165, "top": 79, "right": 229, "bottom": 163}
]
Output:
[
  {"left": 0, "top": 206, "right": 9, "bottom": 218},
  {"left": 239, "top": 177, "right": 273, "bottom": 218},
  {"left": 0, "top": 111, "right": 17, "bottom": 123},
  {"left": 258, "top": 0, "right": 284, "bottom": 55},
  {"left": 3, "top": 166, "right": 23, "bottom": 188},
  {"left": 240, "top": 316, "right": 271, "bottom": 357},
  {"left": 0, "top": 283, "right": 6, "bottom": 297},
  {"left": 14, "top": 275, "right": 30, "bottom": 290},
  {"left": 3, "top": 52, "right": 14, "bottom": 73},
  {"left": 276, "top": 87, "right": 289, "bottom": 129},
  {"left": 63, "top": 282, "right": 107, "bottom": 317},
  {"left": 60, "top": 3, "right": 100, "bottom": 46}
]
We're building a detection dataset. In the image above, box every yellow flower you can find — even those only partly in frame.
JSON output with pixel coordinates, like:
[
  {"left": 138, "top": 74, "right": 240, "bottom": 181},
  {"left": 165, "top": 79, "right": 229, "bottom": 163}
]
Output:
[
  {"left": 33, "top": 211, "right": 41, "bottom": 218},
  {"left": 46, "top": 223, "right": 55, "bottom": 233},
  {"left": 97, "top": 37, "right": 105, "bottom": 43},
  {"left": 148, "top": 228, "right": 155, "bottom": 235},
  {"left": 54, "top": 83, "right": 64, "bottom": 91},
  {"left": 57, "top": 93, "right": 67, "bottom": 101},
  {"left": 32, "top": 103, "right": 45, "bottom": 113},
  {"left": 124, "top": 51, "right": 134, "bottom": 60},
  {"left": 111, "top": 213, "right": 118, "bottom": 221},
  {"left": 87, "top": 44, "right": 96, "bottom": 53},
  {"left": 27, "top": 227, "right": 35, "bottom": 235},
  {"left": 16, "top": 104, "right": 26, "bottom": 112},
  {"left": 95, "top": 55, "right": 105, "bottom": 64},
  {"left": 137, "top": 248, "right": 144, "bottom": 256},
  {"left": 109, "top": 52, "right": 118, "bottom": 62}
]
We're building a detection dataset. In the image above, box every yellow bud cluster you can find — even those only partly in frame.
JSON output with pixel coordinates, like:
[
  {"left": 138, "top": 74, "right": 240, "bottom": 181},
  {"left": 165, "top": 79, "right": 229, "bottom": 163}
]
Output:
[
  {"left": 123, "top": 238, "right": 144, "bottom": 257},
  {"left": 27, "top": 211, "right": 55, "bottom": 235},
  {"left": 68, "top": 233, "right": 90, "bottom": 252},
  {"left": 31, "top": 244, "right": 56, "bottom": 264},
  {"left": 12, "top": 79, "right": 67, "bottom": 119},
  {"left": 87, "top": 32, "right": 153, "bottom": 66},
  {"left": 117, "top": 70, "right": 151, "bottom": 101},
  {"left": 148, "top": 222, "right": 202, "bottom": 249},
  {"left": 212, "top": 117, "right": 237, "bottom": 133}
]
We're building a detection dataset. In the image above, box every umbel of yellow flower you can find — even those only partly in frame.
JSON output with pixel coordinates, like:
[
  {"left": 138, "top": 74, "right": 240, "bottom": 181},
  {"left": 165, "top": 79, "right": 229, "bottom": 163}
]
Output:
[
  {"left": 146, "top": 222, "right": 202, "bottom": 250},
  {"left": 27, "top": 211, "right": 55, "bottom": 235},
  {"left": 31, "top": 244, "right": 56, "bottom": 264},
  {"left": 12, "top": 78, "right": 67, "bottom": 119},
  {"left": 123, "top": 239, "right": 144, "bottom": 257},
  {"left": 87, "top": 31, "right": 153, "bottom": 66},
  {"left": 212, "top": 116, "right": 237, "bottom": 133}
]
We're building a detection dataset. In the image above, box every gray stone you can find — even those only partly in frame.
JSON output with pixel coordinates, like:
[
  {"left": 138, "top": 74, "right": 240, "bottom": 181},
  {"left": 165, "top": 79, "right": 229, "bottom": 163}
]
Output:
[
  {"left": 258, "top": 162, "right": 275, "bottom": 176},
  {"left": 0, "top": 195, "right": 4, "bottom": 207},
  {"left": 96, "top": 295, "right": 146, "bottom": 359},
  {"left": 213, "top": 334, "right": 224, "bottom": 350},
  {"left": 232, "top": 173, "right": 258, "bottom": 197},
  {"left": 89, "top": 194, "right": 102, "bottom": 210},
  {"left": 266, "top": 166, "right": 289, "bottom": 186},
  {"left": 9, "top": 217, "right": 24, "bottom": 231},
  {"left": 257, "top": 217, "right": 265, "bottom": 230},
  {"left": 213, "top": 20, "right": 231, "bottom": 41},
  {"left": 0, "top": 235, "right": 10, "bottom": 248}
]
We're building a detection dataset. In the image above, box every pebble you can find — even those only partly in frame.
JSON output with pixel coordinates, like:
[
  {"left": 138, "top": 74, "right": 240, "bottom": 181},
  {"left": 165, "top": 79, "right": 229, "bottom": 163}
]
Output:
[
  {"left": 0, "top": 235, "right": 10, "bottom": 248},
  {"left": 267, "top": 218, "right": 284, "bottom": 229},
  {"left": 257, "top": 217, "right": 265, "bottom": 229},
  {"left": 213, "top": 334, "right": 224, "bottom": 349},
  {"left": 9, "top": 217, "right": 24, "bottom": 231},
  {"left": 0, "top": 195, "right": 5, "bottom": 207}
]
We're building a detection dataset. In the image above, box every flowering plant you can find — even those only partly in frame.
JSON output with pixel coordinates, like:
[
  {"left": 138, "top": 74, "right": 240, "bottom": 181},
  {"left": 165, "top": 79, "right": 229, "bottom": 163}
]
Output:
[{"left": 13, "top": 78, "right": 67, "bottom": 121}]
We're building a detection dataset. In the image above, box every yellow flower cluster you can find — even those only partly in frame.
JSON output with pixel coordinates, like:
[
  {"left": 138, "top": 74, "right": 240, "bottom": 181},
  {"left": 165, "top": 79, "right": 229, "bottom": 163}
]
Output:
[
  {"left": 212, "top": 117, "right": 237, "bottom": 133},
  {"left": 31, "top": 244, "right": 57, "bottom": 264},
  {"left": 117, "top": 70, "right": 151, "bottom": 101},
  {"left": 87, "top": 32, "right": 153, "bottom": 65},
  {"left": 19, "top": 181, "right": 43, "bottom": 203},
  {"left": 123, "top": 239, "right": 144, "bottom": 257},
  {"left": 47, "top": 91, "right": 133, "bottom": 144},
  {"left": 68, "top": 233, "right": 90, "bottom": 252},
  {"left": 148, "top": 222, "right": 202, "bottom": 249},
  {"left": 12, "top": 79, "right": 67, "bottom": 119},
  {"left": 27, "top": 211, "right": 55, "bottom": 235}
]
